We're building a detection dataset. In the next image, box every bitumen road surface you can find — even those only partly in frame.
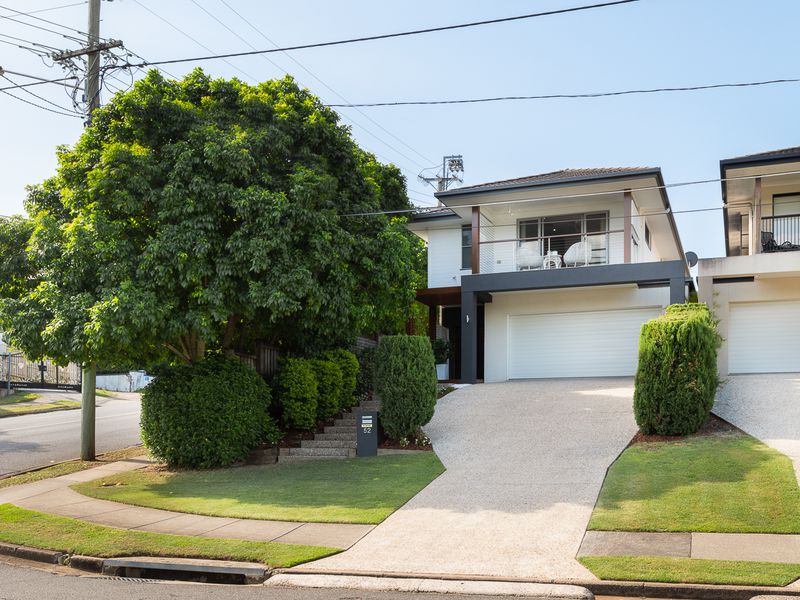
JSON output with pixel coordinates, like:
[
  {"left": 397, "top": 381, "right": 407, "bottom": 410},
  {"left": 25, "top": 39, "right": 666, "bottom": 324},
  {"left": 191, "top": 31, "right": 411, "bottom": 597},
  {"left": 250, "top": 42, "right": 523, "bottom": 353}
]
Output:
[
  {"left": 0, "top": 392, "right": 141, "bottom": 477},
  {"left": 0, "top": 558, "right": 668, "bottom": 600}
]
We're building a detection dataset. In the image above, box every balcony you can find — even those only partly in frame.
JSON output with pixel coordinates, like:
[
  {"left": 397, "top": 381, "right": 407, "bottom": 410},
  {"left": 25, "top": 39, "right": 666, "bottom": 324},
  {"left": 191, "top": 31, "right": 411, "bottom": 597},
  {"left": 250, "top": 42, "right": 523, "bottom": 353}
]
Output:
[
  {"left": 761, "top": 214, "right": 800, "bottom": 253},
  {"left": 478, "top": 229, "right": 624, "bottom": 274}
]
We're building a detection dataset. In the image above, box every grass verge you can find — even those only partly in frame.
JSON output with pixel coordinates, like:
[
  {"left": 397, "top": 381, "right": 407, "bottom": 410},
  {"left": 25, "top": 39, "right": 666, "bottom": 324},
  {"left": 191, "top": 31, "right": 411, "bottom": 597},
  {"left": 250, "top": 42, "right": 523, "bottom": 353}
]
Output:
[
  {"left": 579, "top": 555, "right": 800, "bottom": 587},
  {"left": 0, "top": 399, "right": 80, "bottom": 417},
  {"left": 0, "top": 504, "right": 336, "bottom": 567},
  {"left": 75, "top": 452, "right": 445, "bottom": 524},
  {"left": 0, "top": 393, "right": 40, "bottom": 404},
  {"left": 588, "top": 434, "right": 800, "bottom": 533},
  {"left": 0, "top": 446, "right": 147, "bottom": 489}
]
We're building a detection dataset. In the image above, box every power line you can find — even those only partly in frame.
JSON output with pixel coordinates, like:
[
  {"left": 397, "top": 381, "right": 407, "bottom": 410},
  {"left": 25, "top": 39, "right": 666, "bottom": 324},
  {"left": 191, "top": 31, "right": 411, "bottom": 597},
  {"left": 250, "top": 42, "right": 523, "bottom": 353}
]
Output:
[
  {"left": 326, "top": 77, "right": 800, "bottom": 107},
  {"left": 0, "top": 74, "right": 78, "bottom": 92},
  {"left": 0, "top": 73, "right": 80, "bottom": 114},
  {"left": 0, "top": 10, "right": 85, "bottom": 44},
  {"left": 214, "top": 0, "right": 436, "bottom": 169},
  {"left": 0, "top": 2, "right": 87, "bottom": 18},
  {"left": 340, "top": 169, "right": 800, "bottom": 217},
  {"left": 0, "top": 2, "right": 96, "bottom": 39},
  {"left": 114, "top": 0, "right": 641, "bottom": 70},
  {"left": 0, "top": 85, "right": 82, "bottom": 117},
  {"left": 131, "top": 0, "right": 260, "bottom": 84}
]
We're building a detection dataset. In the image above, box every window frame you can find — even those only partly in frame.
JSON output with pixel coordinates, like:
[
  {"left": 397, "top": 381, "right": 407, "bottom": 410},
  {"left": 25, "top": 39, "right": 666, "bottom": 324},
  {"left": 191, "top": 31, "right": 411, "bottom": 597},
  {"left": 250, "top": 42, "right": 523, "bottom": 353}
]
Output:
[
  {"left": 516, "top": 211, "right": 610, "bottom": 264},
  {"left": 461, "top": 224, "right": 472, "bottom": 270}
]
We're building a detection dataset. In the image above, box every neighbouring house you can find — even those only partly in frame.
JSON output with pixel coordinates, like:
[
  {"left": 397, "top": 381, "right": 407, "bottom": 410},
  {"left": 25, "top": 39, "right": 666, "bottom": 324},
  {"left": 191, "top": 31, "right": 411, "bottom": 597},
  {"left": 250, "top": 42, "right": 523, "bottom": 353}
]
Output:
[
  {"left": 698, "top": 147, "right": 800, "bottom": 376},
  {"left": 408, "top": 167, "right": 691, "bottom": 383}
]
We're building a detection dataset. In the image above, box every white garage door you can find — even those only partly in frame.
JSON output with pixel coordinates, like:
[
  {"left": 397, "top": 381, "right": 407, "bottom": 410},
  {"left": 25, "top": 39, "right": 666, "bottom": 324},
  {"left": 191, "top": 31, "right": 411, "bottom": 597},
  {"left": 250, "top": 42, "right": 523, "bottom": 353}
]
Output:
[
  {"left": 508, "top": 307, "right": 661, "bottom": 379},
  {"left": 729, "top": 301, "right": 800, "bottom": 374}
]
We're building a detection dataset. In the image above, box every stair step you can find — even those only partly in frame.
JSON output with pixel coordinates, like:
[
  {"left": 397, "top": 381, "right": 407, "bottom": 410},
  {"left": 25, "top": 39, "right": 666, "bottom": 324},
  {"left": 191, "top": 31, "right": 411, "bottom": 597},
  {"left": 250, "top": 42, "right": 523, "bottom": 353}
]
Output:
[
  {"left": 278, "top": 455, "right": 347, "bottom": 464},
  {"left": 288, "top": 447, "right": 351, "bottom": 457},
  {"left": 315, "top": 432, "right": 356, "bottom": 441},
  {"left": 324, "top": 425, "right": 356, "bottom": 435},
  {"left": 334, "top": 418, "right": 356, "bottom": 427},
  {"left": 302, "top": 439, "right": 357, "bottom": 449}
]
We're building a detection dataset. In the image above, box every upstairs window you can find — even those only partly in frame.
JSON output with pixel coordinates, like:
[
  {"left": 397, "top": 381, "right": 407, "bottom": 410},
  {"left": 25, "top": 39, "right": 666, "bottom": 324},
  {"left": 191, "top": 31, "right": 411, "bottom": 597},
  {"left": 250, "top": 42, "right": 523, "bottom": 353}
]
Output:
[
  {"left": 644, "top": 222, "right": 652, "bottom": 249},
  {"left": 461, "top": 225, "right": 472, "bottom": 270}
]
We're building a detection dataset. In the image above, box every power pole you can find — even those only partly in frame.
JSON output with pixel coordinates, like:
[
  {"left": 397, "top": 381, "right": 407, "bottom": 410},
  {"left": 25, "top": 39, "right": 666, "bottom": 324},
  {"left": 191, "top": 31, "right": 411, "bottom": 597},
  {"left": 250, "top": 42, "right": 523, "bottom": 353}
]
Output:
[
  {"left": 85, "top": 0, "right": 102, "bottom": 123},
  {"left": 419, "top": 155, "right": 465, "bottom": 200}
]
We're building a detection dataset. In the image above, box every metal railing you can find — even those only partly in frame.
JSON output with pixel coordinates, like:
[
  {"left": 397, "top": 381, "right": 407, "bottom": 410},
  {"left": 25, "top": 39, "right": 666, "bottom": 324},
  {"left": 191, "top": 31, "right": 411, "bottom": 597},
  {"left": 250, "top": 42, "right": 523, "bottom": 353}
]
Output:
[
  {"left": 761, "top": 214, "right": 800, "bottom": 252},
  {"left": 478, "top": 230, "right": 622, "bottom": 273}
]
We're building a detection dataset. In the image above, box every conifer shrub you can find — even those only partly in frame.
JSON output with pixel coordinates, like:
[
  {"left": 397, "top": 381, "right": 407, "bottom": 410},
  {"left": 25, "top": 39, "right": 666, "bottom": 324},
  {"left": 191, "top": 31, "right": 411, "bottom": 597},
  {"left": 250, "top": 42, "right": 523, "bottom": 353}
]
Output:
[
  {"left": 309, "top": 359, "right": 343, "bottom": 421},
  {"left": 633, "top": 303, "right": 722, "bottom": 436},
  {"left": 274, "top": 357, "right": 318, "bottom": 430}
]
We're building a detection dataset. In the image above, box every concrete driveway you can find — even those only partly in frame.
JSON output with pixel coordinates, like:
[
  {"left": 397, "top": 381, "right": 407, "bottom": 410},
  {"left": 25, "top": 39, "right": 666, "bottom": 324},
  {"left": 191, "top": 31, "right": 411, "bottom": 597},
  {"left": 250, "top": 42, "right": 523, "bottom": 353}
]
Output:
[
  {"left": 300, "top": 379, "right": 638, "bottom": 581},
  {"left": 713, "top": 374, "right": 800, "bottom": 483}
]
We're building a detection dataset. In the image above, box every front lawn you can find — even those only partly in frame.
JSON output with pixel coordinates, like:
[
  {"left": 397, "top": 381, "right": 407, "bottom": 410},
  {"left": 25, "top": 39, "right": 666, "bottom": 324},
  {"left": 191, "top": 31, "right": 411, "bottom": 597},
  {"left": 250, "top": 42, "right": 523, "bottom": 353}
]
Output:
[
  {"left": 0, "top": 504, "right": 336, "bottom": 567},
  {"left": 579, "top": 555, "right": 800, "bottom": 587},
  {"left": 74, "top": 452, "right": 445, "bottom": 525},
  {"left": 588, "top": 434, "right": 800, "bottom": 533}
]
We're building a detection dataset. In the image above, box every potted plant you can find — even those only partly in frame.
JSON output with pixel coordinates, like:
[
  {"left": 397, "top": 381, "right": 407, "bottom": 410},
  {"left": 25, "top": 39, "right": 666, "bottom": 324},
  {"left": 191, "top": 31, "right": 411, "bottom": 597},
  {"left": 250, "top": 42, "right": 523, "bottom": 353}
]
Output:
[{"left": 431, "top": 338, "right": 451, "bottom": 381}]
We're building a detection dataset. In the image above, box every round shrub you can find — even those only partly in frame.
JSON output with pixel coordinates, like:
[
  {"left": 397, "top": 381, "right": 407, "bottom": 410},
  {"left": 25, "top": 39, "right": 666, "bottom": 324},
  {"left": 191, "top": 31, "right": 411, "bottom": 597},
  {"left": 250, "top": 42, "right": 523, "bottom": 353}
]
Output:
[
  {"left": 375, "top": 335, "right": 437, "bottom": 440},
  {"left": 310, "top": 359, "right": 343, "bottom": 421},
  {"left": 274, "top": 357, "right": 318, "bottom": 430},
  {"left": 355, "top": 346, "right": 376, "bottom": 398},
  {"left": 324, "top": 348, "right": 359, "bottom": 408},
  {"left": 140, "top": 355, "right": 273, "bottom": 469},
  {"left": 633, "top": 303, "right": 722, "bottom": 436}
]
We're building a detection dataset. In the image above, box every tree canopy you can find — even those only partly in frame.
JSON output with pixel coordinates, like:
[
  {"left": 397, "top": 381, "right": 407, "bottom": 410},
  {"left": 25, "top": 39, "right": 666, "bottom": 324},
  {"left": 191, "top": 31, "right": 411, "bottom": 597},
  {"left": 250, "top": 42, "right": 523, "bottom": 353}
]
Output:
[{"left": 0, "top": 69, "right": 422, "bottom": 366}]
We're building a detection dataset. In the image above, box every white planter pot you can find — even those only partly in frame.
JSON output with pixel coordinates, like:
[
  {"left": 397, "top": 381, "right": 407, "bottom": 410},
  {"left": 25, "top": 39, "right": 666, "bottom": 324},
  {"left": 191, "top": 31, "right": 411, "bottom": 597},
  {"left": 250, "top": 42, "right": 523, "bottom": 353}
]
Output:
[{"left": 436, "top": 363, "right": 448, "bottom": 381}]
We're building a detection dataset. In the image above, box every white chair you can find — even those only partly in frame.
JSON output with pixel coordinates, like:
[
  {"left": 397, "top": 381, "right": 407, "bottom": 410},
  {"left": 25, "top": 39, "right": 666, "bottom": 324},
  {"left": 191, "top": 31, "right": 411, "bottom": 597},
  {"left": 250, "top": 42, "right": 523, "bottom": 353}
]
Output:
[
  {"left": 516, "top": 242, "right": 543, "bottom": 270},
  {"left": 564, "top": 241, "right": 592, "bottom": 267}
]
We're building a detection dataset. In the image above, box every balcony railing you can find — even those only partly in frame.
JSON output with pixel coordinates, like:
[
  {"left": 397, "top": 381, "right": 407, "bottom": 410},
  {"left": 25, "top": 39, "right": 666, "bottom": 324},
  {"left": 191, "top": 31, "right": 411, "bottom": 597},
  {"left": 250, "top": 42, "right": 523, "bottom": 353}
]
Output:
[
  {"left": 761, "top": 214, "right": 800, "bottom": 252},
  {"left": 478, "top": 230, "right": 622, "bottom": 274}
]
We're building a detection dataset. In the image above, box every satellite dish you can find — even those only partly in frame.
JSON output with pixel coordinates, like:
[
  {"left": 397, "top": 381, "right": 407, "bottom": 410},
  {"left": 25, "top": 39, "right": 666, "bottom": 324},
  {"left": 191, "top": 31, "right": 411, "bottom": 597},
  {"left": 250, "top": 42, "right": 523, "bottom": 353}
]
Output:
[{"left": 685, "top": 251, "right": 698, "bottom": 267}]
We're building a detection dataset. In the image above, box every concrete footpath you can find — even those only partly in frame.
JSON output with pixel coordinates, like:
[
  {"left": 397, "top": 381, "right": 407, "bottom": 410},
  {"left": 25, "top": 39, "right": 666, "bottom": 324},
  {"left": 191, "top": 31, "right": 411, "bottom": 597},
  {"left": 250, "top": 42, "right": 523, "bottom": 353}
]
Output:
[
  {"left": 0, "top": 459, "right": 372, "bottom": 549},
  {"left": 579, "top": 530, "right": 800, "bottom": 564}
]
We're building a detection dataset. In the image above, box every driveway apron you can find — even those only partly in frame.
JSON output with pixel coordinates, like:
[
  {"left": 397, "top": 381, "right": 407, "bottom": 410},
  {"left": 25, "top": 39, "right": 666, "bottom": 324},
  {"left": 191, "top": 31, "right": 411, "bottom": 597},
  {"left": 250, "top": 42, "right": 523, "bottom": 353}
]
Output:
[
  {"left": 299, "top": 378, "right": 638, "bottom": 581},
  {"left": 713, "top": 374, "right": 800, "bottom": 483}
]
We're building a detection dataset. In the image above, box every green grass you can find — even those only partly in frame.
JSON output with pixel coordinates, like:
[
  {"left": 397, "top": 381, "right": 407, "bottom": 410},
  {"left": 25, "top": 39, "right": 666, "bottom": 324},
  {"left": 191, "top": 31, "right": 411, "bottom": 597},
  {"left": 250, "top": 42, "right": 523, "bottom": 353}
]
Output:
[
  {"left": 95, "top": 389, "right": 117, "bottom": 398},
  {"left": 579, "top": 555, "right": 800, "bottom": 586},
  {"left": 0, "top": 393, "right": 40, "bottom": 405},
  {"left": 75, "top": 453, "right": 445, "bottom": 524},
  {"left": 0, "top": 504, "right": 336, "bottom": 567},
  {"left": 0, "top": 399, "right": 80, "bottom": 417},
  {"left": 589, "top": 434, "right": 800, "bottom": 533},
  {"left": 0, "top": 446, "right": 147, "bottom": 489}
]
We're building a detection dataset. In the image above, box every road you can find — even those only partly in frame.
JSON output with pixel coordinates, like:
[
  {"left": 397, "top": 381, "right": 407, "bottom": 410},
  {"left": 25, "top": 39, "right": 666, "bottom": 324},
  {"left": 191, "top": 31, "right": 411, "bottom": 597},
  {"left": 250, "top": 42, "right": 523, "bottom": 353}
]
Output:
[
  {"left": 0, "top": 392, "right": 141, "bottom": 477},
  {"left": 0, "top": 559, "right": 664, "bottom": 600}
]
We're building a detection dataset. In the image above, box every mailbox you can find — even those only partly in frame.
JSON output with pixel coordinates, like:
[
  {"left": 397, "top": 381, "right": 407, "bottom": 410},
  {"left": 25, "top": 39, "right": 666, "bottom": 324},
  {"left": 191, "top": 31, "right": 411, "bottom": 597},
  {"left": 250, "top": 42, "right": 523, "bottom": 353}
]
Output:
[{"left": 356, "top": 410, "right": 378, "bottom": 457}]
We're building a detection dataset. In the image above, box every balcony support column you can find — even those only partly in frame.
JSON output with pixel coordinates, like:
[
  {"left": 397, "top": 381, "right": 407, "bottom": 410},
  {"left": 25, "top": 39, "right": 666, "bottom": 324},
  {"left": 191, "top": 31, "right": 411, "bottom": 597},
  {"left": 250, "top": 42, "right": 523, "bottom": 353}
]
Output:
[
  {"left": 752, "top": 177, "right": 762, "bottom": 254},
  {"left": 460, "top": 290, "right": 477, "bottom": 384},
  {"left": 471, "top": 206, "right": 480, "bottom": 274},
  {"left": 623, "top": 190, "right": 632, "bottom": 263}
]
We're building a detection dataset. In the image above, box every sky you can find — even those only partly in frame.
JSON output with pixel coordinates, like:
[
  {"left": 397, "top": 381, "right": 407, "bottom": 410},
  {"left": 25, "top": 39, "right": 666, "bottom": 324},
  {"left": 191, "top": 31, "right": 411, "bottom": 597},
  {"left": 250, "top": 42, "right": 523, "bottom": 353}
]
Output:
[{"left": 0, "top": 0, "right": 799, "bottom": 259}]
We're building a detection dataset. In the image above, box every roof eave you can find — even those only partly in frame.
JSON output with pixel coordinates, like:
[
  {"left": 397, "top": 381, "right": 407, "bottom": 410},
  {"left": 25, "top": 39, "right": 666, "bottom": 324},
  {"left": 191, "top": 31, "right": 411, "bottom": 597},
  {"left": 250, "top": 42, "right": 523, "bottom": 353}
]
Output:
[{"left": 434, "top": 168, "right": 664, "bottom": 200}]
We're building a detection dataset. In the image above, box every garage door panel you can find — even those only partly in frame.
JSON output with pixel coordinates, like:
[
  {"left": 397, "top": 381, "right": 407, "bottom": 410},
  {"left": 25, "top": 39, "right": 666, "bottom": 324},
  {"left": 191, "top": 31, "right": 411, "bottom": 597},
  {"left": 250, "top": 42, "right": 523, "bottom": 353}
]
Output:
[
  {"left": 508, "top": 307, "right": 661, "bottom": 379},
  {"left": 729, "top": 301, "right": 800, "bottom": 374}
]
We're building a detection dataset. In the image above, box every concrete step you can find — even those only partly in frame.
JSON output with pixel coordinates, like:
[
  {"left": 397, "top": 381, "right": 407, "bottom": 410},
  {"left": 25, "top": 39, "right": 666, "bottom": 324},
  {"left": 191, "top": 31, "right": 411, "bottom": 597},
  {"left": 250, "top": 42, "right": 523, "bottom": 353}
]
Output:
[
  {"left": 278, "top": 455, "right": 347, "bottom": 464},
  {"left": 301, "top": 439, "right": 357, "bottom": 449},
  {"left": 324, "top": 425, "right": 356, "bottom": 435},
  {"left": 287, "top": 447, "right": 351, "bottom": 457},
  {"left": 315, "top": 432, "right": 356, "bottom": 441},
  {"left": 358, "top": 402, "right": 380, "bottom": 412}
]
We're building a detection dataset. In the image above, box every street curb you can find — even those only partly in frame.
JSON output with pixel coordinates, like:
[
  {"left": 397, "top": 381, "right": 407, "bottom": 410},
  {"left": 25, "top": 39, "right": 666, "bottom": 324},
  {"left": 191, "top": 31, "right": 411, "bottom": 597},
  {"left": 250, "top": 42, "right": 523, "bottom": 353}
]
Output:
[
  {"left": 0, "top": 542, "right": 65, "bottom": 565},
  {"left": 0, "top": 405, "right": 81, "bottom": 420},
  {"left": 67, "top": 555, "right": 104, "bottom": 573},
  {"left": 282, "top": 568, "right": 800, "bottom": 599},
  {"left": 0, "top": 444, "right": 145, "bottom": 481}
]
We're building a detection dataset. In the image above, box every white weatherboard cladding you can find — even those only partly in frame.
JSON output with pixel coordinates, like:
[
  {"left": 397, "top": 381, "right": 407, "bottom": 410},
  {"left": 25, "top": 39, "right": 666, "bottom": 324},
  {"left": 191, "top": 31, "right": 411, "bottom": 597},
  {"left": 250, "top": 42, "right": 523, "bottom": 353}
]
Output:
[
  {"left": 728, "top": 301, "right": 800, "bottom": 374},
  {"left": 483, "top": 286, "right": 670, "bottom": 382},
  {"left": 427, "top": 228, "right": 467, "bottom": 288},
  {"left": 507, "top": 308, "right": 661, "bottom": 379}
]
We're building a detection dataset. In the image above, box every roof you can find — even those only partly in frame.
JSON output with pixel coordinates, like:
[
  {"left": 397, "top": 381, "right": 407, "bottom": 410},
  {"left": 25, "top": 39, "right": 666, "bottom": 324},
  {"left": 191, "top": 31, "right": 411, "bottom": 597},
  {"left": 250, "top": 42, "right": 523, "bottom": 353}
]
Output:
[
  {"left": 721, "top": 146, "right": 800, "bottom": 168},
  {"left": 435, "top": 167, "right": 659, "bottom": 197}
]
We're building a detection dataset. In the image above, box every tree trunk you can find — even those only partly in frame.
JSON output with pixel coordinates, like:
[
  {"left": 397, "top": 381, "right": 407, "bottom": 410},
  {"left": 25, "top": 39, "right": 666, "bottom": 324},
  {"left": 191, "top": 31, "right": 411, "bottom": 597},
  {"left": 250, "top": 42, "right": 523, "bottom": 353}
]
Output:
[{"left": 81, "top": 364, "right": 96, "bottom": 461}]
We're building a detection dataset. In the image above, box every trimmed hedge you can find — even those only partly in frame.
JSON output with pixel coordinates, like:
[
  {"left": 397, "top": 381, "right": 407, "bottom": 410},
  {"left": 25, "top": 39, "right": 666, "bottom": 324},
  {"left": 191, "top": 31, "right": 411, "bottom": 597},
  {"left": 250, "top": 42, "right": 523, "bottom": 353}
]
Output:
[
  {"left": 324, "top": 348, "right": 359, "bottom": 408},
  {"left": 140, "top": 355, "right": 273, "bottom": 469},
  {"left": 274, "top": 357, "right": 318, "bottom": 430},
  {"left": 633, "top": 303, "right": 722, "bottom": 436},
  {"left": 309, "top": 359, "right": 343, "bottom": 421},
  {"left": 375, "top": 335, "right": 437, "bottom": 440}
]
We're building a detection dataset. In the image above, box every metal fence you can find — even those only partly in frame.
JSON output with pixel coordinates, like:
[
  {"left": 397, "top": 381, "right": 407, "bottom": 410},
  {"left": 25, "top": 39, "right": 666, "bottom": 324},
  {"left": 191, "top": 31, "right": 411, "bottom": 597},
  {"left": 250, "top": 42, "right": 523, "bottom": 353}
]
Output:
[
  {"left": 761, "top": 214, "right": 800, "bottom": 252},
  {"left": 0, "top": 353, "right": 82, "bottom": 391}
]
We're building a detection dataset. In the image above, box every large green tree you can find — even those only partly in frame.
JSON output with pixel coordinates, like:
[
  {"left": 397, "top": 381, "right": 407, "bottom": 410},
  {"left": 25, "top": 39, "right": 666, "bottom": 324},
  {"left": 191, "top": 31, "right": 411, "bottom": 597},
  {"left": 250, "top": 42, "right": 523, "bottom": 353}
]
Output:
[{"left": 0, "top": 69, "right": 419, "bottom": 369}]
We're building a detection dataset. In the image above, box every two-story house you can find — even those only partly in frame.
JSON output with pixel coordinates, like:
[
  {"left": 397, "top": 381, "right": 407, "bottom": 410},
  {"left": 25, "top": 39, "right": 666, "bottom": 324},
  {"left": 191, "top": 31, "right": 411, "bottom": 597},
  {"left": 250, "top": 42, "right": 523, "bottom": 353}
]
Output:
[
  {"left": 409, "top": 167, "right": 691, "bottom": 383},
  {"left": 698, "top": 147, "right": 800, "bottom": 375}
]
